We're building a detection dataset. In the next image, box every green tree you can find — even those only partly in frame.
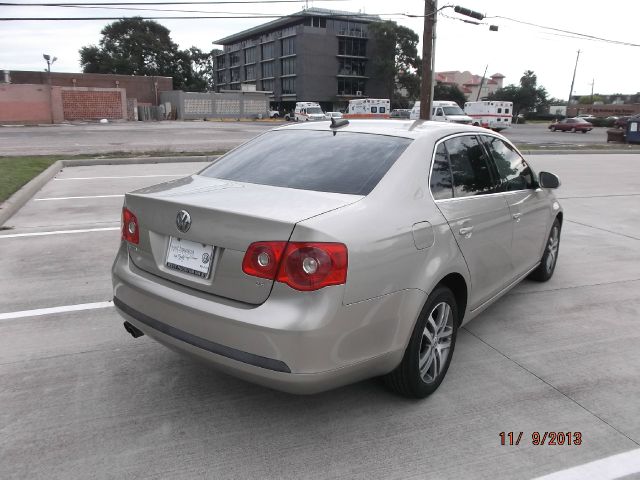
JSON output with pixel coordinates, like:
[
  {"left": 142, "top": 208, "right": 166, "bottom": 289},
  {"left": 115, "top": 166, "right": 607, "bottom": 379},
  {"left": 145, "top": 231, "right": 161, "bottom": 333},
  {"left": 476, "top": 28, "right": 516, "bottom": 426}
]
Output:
[
  {"left": 488, "top": 70, "right": 549, "bottom": 118},
  {"left": 369, "top": 20, "right": 421, "bottom": 104},
  {"left": 434, "top": 84, "right": 467, "bottom": 107},
  {"left": 79, "top": 17, "right": 208, "bottom": 91}
]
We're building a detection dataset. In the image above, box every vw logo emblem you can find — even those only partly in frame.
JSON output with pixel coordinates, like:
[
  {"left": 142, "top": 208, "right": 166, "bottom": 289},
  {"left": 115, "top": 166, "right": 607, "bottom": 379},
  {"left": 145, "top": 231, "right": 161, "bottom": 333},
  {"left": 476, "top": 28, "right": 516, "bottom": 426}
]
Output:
[{"left": 176, "top": 210, "right": 191, "bottom": 233}]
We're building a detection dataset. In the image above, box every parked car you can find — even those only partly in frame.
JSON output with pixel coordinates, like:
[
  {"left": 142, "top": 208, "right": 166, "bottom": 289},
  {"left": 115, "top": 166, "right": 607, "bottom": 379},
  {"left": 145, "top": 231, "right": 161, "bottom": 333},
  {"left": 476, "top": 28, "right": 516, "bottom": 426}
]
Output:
[
  {"left": 549, "top": 117, "right": 593, "bottom": 133},
  {"left": 615, "top": 114, "right": 640, "bottom": 129},
  {"left": 576, "top": 114, "right": 597, "bottom": 122},
  {"left": 324, "top": 111, "right": 343, "bottom": 120},
  {"left": 390, "top": 109, "right": 412, "bottom": 119},
  {"left": 268, "top": 110, "right": 280, "bottom": 119},
  {"left": 113, "top": 120, "right": 563, "bottom": 398}
]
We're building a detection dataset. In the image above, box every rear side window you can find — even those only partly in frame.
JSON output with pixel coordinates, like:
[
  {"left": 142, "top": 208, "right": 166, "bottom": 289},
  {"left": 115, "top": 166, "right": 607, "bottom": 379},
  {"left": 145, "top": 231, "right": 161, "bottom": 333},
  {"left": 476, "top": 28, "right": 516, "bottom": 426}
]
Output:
[
  {"left": 444, "top": 135, "right": 496, "bottom": 197},
  {"left": 481, "top": 136, "right": 534, "bottom": 192},
  {"left": 200, "top": 130, "right": 412, "bottom": 195},
  {"left": 430, "top": 143, "right": 453, "bottom": 200}
]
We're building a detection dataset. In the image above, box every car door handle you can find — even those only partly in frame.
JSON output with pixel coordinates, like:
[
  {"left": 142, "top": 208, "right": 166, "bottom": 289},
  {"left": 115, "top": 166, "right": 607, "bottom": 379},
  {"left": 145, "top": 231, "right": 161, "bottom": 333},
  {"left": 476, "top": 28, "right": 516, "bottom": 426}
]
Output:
[
  {"left": 459, "top": 226, "right": 474, "bottom": 237},
  {"left": 512, "top": 213, "right": 522, "bottom": 222}
]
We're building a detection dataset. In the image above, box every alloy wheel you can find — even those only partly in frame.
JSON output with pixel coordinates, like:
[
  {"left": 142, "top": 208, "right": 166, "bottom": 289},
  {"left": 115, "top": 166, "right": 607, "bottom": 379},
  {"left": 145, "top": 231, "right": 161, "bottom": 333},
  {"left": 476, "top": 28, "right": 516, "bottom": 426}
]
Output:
[
  {"left": 545, "top": 226, "right": 560, "bottom": 272},
  {"left": 418, "top": 302, "right": 454, "bottom": 384}
]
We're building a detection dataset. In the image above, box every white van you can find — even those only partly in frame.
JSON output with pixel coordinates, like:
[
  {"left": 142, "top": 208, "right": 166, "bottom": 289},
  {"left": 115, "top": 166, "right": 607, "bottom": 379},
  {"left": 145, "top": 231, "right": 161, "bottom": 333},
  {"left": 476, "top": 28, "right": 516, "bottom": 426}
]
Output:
[
  {"left": 409, "top": 101, "right": 473, "bottom": 124},
  {"left": 344, "top": 98, "right": 390, "bottom": 118},
  {"left": 292, "top": 102, "right": 325, "bottom": 121}
]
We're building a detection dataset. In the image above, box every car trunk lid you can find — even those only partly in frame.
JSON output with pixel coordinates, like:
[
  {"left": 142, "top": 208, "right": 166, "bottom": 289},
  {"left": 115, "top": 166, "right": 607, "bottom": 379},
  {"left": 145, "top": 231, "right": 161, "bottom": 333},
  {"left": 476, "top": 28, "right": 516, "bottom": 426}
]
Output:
[{"left": 124, "top": 175, "right": 361, "bottom": 304}]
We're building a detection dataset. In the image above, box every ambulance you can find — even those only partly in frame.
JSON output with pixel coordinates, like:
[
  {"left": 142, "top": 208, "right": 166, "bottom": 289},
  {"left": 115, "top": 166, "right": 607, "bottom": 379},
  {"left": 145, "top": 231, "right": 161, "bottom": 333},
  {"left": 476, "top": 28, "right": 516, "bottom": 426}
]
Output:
[
  {"left": 292, "top": 102, "right": 325, "bottom": 121},
  {"left": 464, "top": 101, "right": 513, "bottom": 131},
  {"left": 344, "top": 98, "right": 391, "bottom": 119}
]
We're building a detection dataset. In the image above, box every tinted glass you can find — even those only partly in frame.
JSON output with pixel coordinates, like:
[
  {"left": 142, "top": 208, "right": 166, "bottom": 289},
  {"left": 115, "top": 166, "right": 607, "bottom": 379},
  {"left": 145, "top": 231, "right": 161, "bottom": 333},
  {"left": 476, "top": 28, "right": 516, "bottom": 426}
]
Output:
[
  {"left": 482, "top": 136, "right": 534, "bottom": 192},
  {"left": 445, "top": 135, "right": 495, "bottom": 197},
  {"left": 430, "top": 143, "right": 453, "bottom": 200},
  {"left": 443, "top": 106, "right": 464, "bottom": 115},
  {"left": 201, "top": 131, "right": 412, "bottom": 195}
]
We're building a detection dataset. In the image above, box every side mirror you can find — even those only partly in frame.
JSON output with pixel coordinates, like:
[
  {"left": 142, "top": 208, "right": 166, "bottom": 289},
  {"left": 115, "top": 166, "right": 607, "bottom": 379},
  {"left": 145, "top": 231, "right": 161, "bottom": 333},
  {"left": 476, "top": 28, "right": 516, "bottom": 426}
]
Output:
[{"left": 539, "top": 171, "right": 560, "bottom": 189}]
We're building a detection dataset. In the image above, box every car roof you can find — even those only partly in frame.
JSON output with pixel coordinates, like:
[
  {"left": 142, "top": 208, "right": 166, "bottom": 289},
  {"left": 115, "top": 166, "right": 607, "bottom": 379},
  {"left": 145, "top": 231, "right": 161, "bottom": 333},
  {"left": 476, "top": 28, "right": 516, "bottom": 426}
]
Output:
[{"left": 272, "top": 119, "right": 490, "bottom": 140}]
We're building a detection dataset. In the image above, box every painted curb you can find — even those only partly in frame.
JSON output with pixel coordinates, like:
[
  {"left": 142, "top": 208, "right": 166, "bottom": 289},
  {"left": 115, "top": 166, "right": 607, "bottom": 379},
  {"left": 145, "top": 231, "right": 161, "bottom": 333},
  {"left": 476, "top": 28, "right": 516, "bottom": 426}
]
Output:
[{"left": 0, "top": 155, "right": 217, "bottom": 227}]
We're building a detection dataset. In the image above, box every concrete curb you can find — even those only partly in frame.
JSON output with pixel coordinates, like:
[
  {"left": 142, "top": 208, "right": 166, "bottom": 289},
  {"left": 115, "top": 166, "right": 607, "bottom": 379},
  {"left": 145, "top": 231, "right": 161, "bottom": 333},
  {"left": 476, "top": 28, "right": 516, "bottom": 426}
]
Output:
[{"left": 0, "top": 155, "right": 217, "bottom": 227}]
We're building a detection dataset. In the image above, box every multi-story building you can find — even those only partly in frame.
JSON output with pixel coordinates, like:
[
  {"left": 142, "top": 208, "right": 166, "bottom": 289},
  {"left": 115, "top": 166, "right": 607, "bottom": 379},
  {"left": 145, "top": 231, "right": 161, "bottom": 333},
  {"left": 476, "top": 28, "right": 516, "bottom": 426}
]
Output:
[
  {"left": 213, "top": 7, "right": 386, "bottom": 112},
  {"left": 436, "top": 71, "right": 505, "bottom": 100}
]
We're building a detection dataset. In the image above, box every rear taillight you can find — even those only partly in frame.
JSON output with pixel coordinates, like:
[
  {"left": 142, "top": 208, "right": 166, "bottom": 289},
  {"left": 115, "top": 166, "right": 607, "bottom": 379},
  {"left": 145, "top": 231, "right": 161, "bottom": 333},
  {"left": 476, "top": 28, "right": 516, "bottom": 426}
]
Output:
[
  {"left": 242, "top": 241, "right": 348, "bottom": 292},
  {"left": 242, "top": 241, "right": 287, "bottom": 279},
  {"left": 121, "top": 207, "right": 139, "bottom": 244}
]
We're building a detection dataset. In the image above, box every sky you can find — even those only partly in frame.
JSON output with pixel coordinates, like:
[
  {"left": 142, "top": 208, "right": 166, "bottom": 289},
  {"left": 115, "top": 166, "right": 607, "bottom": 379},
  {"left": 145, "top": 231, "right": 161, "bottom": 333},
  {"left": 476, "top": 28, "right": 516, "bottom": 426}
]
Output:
[{"left": 1, "top": 0, "right": 638, "bottom": 100}]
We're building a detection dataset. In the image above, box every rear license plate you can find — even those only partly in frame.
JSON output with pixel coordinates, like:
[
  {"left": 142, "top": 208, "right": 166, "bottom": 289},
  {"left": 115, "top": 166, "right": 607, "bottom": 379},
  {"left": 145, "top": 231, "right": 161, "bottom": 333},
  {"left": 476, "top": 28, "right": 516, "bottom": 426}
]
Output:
[{"left": 166, "top": 237, "right": 214, "bottom": 278}]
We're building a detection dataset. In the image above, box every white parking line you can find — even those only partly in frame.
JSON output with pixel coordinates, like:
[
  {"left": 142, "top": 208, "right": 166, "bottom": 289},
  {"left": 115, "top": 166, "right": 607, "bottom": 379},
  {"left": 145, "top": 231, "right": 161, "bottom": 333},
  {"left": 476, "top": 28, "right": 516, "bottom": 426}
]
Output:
[
  {"left": 34, "top": 194, "right": 124, "bottom": 201},
  {"left": 0, "top": 301, "right": 114, "bottom": 321},
  {"left": 54, "top": 174, "right": 183, "bottom": 181},
  {"left": 532, "top": 448, "right": 640, "bottom": 480},
  {"left": 0, "top": 227, "right": 120, "bottom": 239}
]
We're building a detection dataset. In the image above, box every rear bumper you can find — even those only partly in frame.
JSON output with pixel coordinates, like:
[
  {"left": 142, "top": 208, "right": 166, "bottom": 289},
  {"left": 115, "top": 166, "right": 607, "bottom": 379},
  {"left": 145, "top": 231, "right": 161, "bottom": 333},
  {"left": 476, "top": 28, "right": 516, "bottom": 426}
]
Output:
[{"left": 112, "top": 243, "right": 425, "bottom": 394}]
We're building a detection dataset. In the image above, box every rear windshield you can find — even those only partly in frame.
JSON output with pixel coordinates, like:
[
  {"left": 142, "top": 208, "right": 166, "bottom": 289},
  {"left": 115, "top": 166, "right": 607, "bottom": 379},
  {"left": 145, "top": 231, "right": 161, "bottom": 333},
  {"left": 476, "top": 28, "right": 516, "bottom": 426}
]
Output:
[{"left": 200, "top": 130, "right": 411, "bottom": 195}]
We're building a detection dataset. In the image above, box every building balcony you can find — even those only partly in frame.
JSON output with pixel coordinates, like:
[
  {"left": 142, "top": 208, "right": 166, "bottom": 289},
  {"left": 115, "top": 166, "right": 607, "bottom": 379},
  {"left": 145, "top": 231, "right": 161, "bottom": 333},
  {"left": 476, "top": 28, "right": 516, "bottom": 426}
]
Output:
[{"left": 336, "top": 30, "right": 368, "bottom": 38}]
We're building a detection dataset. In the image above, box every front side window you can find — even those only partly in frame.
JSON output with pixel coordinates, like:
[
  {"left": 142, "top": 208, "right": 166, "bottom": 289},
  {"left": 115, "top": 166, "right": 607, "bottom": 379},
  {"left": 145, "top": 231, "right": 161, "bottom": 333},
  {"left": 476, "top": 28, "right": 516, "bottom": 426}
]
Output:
[
  {"left": 430, "top": 143, "right": 453, "bottom": 200},
  {"left": 481, "top": 136, "right": 534, "bottom": 192},
  {"left": 445, "top": 135, "right": 496, "bottom": 197},
  {"left": 200, "top": 131, "right": 412, "bottom": 195}
]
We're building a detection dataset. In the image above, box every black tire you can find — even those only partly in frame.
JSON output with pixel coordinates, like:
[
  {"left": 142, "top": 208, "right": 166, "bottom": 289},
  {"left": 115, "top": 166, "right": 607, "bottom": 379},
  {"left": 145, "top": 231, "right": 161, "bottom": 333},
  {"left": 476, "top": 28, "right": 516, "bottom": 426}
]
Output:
[
  {"left": 384, "top": 286, "right": 459, "bottom": 398},
  {"left": 528, "top": 219, "right": 561, "bottom": 282},
  {"left": 581, "top": 130, "right": 587, "bottom": 133}
]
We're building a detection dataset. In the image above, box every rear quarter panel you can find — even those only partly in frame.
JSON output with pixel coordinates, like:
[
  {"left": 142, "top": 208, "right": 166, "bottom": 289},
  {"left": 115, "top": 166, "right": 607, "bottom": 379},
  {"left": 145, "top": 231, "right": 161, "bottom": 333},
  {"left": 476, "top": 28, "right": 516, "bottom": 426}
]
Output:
[{"left": 293, "top": 134, "right": 471, "bottom": 310}]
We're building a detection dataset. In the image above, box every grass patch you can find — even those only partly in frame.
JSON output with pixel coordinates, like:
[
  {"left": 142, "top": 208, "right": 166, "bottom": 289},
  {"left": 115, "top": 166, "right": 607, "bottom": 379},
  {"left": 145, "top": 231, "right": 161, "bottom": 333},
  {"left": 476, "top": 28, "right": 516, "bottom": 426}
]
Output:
[
  {"left": 0, "top": 157, "right": 58, "bottom": 203},
  {"left": 0, "top": 150, "right": 229, "bottom": 203}
]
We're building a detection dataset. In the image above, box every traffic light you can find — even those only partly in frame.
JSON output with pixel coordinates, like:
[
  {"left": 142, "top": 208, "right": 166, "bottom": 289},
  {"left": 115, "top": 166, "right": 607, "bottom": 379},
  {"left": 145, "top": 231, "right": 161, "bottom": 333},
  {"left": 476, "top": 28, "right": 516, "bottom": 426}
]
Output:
[{"left": 454, "top": 6, "right": 485, "bottom": 20}]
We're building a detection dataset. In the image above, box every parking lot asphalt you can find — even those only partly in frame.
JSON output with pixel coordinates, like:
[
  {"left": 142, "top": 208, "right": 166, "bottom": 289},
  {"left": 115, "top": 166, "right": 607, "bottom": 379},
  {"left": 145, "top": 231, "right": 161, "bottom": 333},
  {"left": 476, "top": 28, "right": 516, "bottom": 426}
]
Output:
[
  {"left": 1, "top": 154, "right": 639, "bottom": 479},
  {"left": 0, "top": 121, "right": 621, "bottom": 156}
]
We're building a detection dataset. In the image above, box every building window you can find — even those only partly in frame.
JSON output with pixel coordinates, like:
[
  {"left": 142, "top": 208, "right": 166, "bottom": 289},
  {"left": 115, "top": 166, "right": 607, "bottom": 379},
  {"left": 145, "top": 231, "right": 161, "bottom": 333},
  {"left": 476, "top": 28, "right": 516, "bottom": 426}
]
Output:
[
  {"left": 229, "top": 52, "right": 240, "bottom": 67},
  {"left": 261, "top": 42, "right": 275, "bottom": 59},
  {"left": 261, "top": 79, "right": 274, "bottom": 91},
  {"left": 216, "top": 55, "right": 226, "bottom": 69},
  {"left": 338, "top": 78, "right": 366, "bottom": 96},
  {"left": 228, "top": 83, "right": 241, "bottom": 91},
  {"left": 282, "top": 77, "right": 296, "bottom": 95},
  {"left": 336, "top": 20, "right": 366, "bottom": 37},
  {"left": 216, "top": 71, "right": 226, "bottom": 84},
  {"left": 304, "top": 16, "right": 326, "bottom": 28},
  {"left": 244, "top": 47, "right": 256, "bottom": 64},
  {"left": 338, "top": 58, "right": 366, "bottom": 76},
  {"left": 261, "top": 61, "right": 274, "bottom": 78},
  {"left": 230, "top": 67, "right": 240, "bottom": 82},
  {"left": 338, "top": 38, "right": 367, "bottom": 56},
  {"left": 281, "top": 37, "right": 296, "bottom": 56},
  {"left": 245, "top": 65, "right": 255, "bottom": 81},
  {"left": 281, "top": 58, "right": 296, "bottom": 76}
]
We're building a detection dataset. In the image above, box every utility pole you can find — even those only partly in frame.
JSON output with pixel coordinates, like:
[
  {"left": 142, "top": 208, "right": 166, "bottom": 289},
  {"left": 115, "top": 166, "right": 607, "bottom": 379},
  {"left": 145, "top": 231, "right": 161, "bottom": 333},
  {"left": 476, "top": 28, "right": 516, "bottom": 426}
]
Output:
[
  {"left": 476, "top": 64, "right": 488, "bottom": 101},
  {"left": 419, "top": 0, "right": 437, "bottom": 120},
  {"left": 567, "top": 49, "right": 580, "bottom": 107},
  {"left": 43, "top": 53, "right": 57, "bottom": 124},
  {"left": 590, "top": 78, "right": 595, "bottom": 104}
]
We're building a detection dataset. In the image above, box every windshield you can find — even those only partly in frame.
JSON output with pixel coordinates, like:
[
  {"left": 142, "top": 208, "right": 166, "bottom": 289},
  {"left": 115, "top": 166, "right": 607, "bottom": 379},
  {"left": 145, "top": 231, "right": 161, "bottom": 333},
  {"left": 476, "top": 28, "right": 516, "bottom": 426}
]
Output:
[
  {"left": 307, "top": 107, "right": 323, "bottom": 114},
  {"left": 200, "top": 130, "right": 412, "bottom": 195},
  {"left": 443, "top": 106, "right": 465, "bottom": 115}
]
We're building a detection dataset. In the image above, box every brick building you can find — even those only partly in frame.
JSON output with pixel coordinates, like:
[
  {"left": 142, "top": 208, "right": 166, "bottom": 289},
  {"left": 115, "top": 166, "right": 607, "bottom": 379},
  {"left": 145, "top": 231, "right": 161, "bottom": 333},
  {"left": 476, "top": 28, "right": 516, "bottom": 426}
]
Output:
[{"left": 7, "top": 71, "right": 172, "bottom": 105}]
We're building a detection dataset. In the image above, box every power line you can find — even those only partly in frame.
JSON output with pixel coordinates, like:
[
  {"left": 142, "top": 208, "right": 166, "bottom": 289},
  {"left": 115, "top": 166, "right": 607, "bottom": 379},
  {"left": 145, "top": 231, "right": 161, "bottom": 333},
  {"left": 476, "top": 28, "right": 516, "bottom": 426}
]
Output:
[
  {"left": 489, "top": 15, "right": 640, "bottom": 48},
  {"left": 0, "top": 13, "right": 410, "bottom": 20},
  {"left": 0, "top": 1, "right": 345, "bottom": 5}
]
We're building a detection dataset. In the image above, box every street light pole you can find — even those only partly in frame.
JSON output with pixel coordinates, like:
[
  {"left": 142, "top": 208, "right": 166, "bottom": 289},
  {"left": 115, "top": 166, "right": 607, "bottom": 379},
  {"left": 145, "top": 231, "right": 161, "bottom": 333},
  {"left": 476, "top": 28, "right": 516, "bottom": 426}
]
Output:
[
  {"left": 419, "top": 0, "right": 437, "bottom": 120},
  {"left": 43, "top": 53, "right": 57, "bottom": 124},
  {"left": 567, "top": 49, "right": 580, "bottom": 107}
]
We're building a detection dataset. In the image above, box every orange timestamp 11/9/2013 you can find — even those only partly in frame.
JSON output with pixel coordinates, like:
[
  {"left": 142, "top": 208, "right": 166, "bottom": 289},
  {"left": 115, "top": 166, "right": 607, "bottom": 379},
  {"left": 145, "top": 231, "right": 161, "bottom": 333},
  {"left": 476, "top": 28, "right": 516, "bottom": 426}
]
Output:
[{"left": 499, "top": 431, "right": 583, "bottom": 446}]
